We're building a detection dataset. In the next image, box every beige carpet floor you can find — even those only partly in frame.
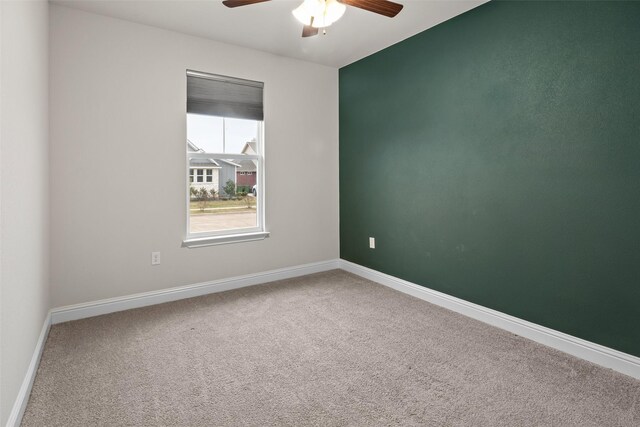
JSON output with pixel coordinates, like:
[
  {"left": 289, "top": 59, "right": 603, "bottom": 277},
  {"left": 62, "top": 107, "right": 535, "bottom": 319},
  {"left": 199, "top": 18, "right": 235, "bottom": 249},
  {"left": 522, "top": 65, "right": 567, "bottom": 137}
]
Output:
[{"left": 22, "top": 270, "right": 640, "bottom": 426}]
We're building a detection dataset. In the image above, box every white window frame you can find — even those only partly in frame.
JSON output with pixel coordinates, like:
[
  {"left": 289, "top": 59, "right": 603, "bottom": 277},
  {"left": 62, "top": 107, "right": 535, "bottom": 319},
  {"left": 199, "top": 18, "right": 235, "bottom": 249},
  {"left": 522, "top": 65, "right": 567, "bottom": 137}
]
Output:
[{"left": 183, "top": 122, "right": 267, "bottom": 248}]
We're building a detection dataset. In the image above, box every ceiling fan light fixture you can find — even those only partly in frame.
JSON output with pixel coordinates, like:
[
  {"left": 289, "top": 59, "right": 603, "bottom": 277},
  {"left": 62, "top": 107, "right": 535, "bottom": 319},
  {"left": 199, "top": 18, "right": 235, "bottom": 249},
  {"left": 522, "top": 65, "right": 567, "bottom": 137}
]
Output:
[
  {"left": 314, "top": 0, "right": 346, "bottom": 28},
  {"left": 292, "top": 0, "right": 346, "bottom": 29},
  {"left": 292, "top": 0, "right": 315, "bottom": 26}
]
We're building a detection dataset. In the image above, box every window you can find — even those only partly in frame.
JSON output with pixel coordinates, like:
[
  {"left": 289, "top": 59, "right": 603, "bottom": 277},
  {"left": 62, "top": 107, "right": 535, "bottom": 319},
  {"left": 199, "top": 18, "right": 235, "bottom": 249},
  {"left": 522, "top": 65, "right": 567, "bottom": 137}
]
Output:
[
  {"left": 189, "top": 168, "right": 217, "bottom": 184},
  {"left": 184, "top": 70, "right": 267, "bottom": 247}
]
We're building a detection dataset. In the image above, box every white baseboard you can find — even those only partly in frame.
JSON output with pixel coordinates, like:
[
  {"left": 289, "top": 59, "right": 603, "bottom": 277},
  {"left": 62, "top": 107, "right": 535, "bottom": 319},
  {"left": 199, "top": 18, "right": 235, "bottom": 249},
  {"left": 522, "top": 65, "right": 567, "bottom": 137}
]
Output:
[
  {"left": 51, "top": 259, "right": 340, "bottom": 324},
  {"left": 6, "top": 311, "right": 51, "bottom": 427},
  {"left": 8, "top": 260, "right": 339, "bottom": 426},
  {"left": 10, "top": 258, "right": 638, "bottom": 427},
  {"left": 340, "top": 259, "right": 640, "bottom": 380}
]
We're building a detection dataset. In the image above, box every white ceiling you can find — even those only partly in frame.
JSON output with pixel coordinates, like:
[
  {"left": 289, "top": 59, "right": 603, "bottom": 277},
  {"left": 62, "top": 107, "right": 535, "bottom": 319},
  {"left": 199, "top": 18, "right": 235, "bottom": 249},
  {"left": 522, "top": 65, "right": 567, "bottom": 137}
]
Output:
[{"left": 53, "top": 0, "right": 488, "bottom": 68}]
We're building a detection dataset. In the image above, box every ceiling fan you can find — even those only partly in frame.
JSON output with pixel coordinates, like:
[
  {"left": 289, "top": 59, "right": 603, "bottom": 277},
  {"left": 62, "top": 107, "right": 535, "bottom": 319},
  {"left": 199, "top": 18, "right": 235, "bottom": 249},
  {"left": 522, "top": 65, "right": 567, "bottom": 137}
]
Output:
[{"left": 222, "top": 0, "right": 404, "bottom": 37}]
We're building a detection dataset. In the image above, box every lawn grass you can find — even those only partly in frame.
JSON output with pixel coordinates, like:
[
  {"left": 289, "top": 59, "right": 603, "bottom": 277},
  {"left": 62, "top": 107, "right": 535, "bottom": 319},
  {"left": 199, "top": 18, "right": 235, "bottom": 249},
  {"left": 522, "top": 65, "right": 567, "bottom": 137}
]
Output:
[{"left": 190, "top": 208, "right": 255, "bottom": 216}]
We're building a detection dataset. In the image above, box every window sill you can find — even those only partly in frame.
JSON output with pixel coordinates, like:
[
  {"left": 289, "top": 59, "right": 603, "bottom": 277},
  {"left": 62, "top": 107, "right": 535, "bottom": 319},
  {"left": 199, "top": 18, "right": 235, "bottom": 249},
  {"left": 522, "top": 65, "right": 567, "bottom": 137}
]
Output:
[{"left": 182, "top": 231, "right": 270, "bottom": 248}]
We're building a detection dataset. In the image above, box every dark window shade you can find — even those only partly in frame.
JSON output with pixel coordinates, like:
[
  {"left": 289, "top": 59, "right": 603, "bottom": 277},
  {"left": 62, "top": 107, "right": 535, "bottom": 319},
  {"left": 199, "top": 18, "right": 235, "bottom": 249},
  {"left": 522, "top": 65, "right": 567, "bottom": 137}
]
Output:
[{"left": 187, "top": 72, "right": 264, "bottom": 121}]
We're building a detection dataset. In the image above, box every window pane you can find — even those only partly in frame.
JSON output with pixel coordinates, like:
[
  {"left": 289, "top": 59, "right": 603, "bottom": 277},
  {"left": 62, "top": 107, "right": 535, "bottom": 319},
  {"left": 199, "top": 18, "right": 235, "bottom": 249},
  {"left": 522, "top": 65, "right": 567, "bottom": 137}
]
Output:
[
  {"left": 187, "top": 114, "right": 259, "bottom": 155},
  {"left": 187, "top": 114, "right": 224, "bottom": 152},
  {"left": 188, "top": 155, "right": 258, "bottom": 234},
  {"left": 223, "top": 118, "right": 259, "bottom": 154}
]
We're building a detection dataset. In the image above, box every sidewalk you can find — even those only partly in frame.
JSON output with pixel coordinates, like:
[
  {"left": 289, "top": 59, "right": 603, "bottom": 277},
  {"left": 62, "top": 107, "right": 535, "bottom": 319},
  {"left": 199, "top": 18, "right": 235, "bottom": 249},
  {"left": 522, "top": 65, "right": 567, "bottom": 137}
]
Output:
[{"left": 189, "top": 212, "right": 257, "bottom": 232}]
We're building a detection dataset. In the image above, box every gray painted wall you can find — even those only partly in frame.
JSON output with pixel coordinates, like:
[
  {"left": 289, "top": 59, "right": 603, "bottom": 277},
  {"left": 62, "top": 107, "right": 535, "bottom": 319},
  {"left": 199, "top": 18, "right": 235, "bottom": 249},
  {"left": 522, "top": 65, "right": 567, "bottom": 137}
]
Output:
[
  {"left": 0, "top": 1, "right": 50, "bottom": 424},
  {"left": 49, "top": 5, "right": 339, "bottom": 307}
]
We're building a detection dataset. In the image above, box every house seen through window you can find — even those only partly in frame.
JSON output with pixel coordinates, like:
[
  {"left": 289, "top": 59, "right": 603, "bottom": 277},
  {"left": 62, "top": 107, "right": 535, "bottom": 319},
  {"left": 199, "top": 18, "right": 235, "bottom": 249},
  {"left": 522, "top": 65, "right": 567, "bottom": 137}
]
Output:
[{"left": 185, "top": 70, "right": 265, "bottom": 245}]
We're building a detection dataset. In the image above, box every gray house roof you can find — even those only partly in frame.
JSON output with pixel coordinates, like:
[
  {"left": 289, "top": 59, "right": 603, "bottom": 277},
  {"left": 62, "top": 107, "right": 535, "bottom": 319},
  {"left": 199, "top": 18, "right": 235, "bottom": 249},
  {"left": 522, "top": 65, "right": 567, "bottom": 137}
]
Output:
[
  {"left": 187, "top": 139, "right": 241, "bottom": 168},
  {"left": 191, "top": 159, "right": 220, "bottom": 168},
  {"left": 236, "top": 158, "right": 257, "bottom": 172}
]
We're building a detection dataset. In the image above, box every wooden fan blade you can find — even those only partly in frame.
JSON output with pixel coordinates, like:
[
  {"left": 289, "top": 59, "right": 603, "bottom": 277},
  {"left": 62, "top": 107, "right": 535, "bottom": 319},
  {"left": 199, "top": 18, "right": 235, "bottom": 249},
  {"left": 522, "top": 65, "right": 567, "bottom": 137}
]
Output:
[
  {"left": 302, "top": 25, "right": 319, "bottom": 37},
  {"left": 338, "top": 0, "right": 403, "bottom": 17},
  {"left": 222, "top": 0, "right": 271, "bottom": 8},
  {"left": 302, "top": 17, "right": 319, "bottom": 37}
]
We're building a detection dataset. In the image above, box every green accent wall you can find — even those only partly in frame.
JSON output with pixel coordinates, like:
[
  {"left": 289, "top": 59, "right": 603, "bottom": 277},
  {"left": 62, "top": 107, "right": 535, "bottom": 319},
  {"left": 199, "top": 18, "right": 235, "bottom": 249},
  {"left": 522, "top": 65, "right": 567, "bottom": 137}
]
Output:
[{"left": 339, "top": 1, "right": 640, "bottom": 357}]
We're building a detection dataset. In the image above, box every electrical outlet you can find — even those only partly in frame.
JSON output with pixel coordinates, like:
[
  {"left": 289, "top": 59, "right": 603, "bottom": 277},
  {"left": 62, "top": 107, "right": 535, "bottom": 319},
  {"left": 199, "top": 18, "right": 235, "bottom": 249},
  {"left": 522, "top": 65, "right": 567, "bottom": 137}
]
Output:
[
  {"left": 151, "top": 251, "right": 161, "bottom": 265},
  {"left": 369, "top": 237, "right": 375, "bottom": 249}
]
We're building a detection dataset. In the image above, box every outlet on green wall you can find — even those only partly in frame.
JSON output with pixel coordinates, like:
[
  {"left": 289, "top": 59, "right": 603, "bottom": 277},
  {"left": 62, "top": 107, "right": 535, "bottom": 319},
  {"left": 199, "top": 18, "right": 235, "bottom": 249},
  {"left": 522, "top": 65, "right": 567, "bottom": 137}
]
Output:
[{"left": 339, "top": 1, "right": 640, "bottom": 357}]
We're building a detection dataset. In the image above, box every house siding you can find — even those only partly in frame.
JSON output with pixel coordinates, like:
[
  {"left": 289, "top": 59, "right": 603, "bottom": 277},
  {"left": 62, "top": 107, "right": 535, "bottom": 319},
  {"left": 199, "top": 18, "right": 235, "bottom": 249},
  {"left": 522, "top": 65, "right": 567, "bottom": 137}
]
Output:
[{"left": 219, "top": 163, "right": 237, "bottom": 197}]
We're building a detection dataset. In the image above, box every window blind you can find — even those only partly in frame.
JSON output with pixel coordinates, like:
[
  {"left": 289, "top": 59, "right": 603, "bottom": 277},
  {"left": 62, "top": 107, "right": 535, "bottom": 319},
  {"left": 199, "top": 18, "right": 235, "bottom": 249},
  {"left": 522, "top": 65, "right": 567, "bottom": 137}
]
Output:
[{"left": 187, "top": 70, "right": 264, "bottom": 121}]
